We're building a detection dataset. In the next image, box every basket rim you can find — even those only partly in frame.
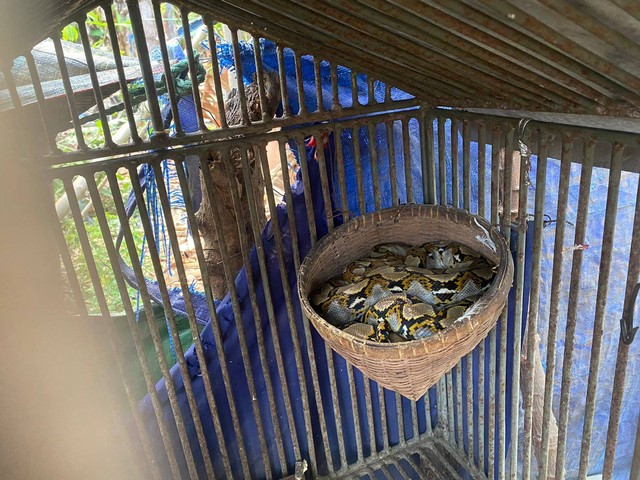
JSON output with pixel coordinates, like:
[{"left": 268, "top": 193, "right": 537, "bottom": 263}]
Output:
[{"left": 298, "top": 204, "right": 513, "bottom": 353}]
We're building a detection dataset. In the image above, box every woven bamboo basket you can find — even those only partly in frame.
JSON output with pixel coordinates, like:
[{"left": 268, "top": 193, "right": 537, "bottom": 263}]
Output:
[{"left": 298, "top": 204, "right": 514, "bottom": 400}]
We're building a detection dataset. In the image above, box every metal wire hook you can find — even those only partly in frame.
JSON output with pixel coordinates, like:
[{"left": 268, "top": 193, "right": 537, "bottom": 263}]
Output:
[{"left": 620, "top": 282, "right": 640, "bottom": 346}]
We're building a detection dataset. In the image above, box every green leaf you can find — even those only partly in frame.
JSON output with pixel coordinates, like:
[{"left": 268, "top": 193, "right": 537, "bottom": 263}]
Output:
[{"left": 62, "top": 24, "right": 79, "bottom": 43}]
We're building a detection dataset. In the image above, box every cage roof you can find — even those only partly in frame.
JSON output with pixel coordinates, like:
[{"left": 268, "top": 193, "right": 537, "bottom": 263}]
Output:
[{"left": 1, "top": 0, "right": 640, "bottom": 118}]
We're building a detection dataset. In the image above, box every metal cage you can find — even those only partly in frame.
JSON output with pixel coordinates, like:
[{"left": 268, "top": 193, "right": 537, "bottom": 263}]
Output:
[{"left": 2, "top": 1, "right": 639, "bottom": 480}]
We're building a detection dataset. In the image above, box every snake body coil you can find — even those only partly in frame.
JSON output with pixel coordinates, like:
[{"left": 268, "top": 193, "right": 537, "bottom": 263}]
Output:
[{"left": 311, "top": 242, "right": 496, "bottom": 342}]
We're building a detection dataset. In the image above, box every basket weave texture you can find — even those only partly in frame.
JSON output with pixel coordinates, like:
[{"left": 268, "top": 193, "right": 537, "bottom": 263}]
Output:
[{"left": 298, "top": 205, "right": 514, "bottom": 400}]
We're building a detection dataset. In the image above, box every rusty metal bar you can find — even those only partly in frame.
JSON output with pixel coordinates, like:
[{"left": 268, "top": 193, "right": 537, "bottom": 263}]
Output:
[
  {"left": 555, "top": 138, "right": 596, "bottom": 480},
  {"left": 151, "top": 0, "right": 183, "bottom": 136},
  {"left": 352, "top": 126, "right": 366, "bottom": 215},
  {"left": 521, "top": 130, "right": 549, "bottom": 480},
  {"left": 351, "top": 70, "right": 359, "bottom": 108},
  {"left": 478, "top": 339, "right": 486, "bottom": 474},
  {"left": 84, "top": 174, "right": 179, "bottom": 480},
  {"left": 602, "top": 163, "right": 640, "bottom": 480},
  {"left": 465, "top": 353, "right": 474, "bottom": 465},
  {"left": 364, "top": 377, "right": 377, "bottom": 457},
  {"left": 402, "top": 118, "right": 414, "bottom": 204},
  {"left": 455, "top": 362, "right": 464, "bottom": 447},
  {"left": 296, "top": 134, "right": 318, "bottom": 242},
  {"left": 107, "top": 169, "right": 201, "bottom": 480},
  {"left": 462, "top": 119, "right": 471, "bottom": 211},
  {"left": 487, "top": 327, "right": 497, "bottom": 479},
  {"left": 345, "top": 365, "right": 364, "bottom": 463},
  {"left": 127, "top": 162, "right": 216, "bottom": 480},
  {"left": 378, "top": 385, "right": 390, "bottom": 453},
  {"left": 51, "top": 35, "right": 87, "bottom": 150},
  {"left": 386, "top": 120, "right": 399, "bottom": 207},
  {"left": 437, "top": 116, "right": 447, "bottom": 205},
  {"left": 205, "top": 16, "right": 228, "bottom": 129},
  {"left": 276, "top": 45, "right": 291, "bottom": 118},
  {"left": 313, "top": 58, "right": 324, "bottom": 113},
  {"left": 180, "top": 9, "right": 207, "bottom": 132},
  {"left": 252, "top": 37, "right": 269, "bottom": 123},
  {"left": 125, "top": 0, "right": 164, "bottom": 135},
  {"left": 294, "top": 53, "right": 307, "bottom": 115},
  {"left": 451, "top": 119, "right": 460, "bottom": 207},
  {"left": 538, "top": 135, "right": 573, "bottom": 480},
  {"left": 490, "top": 124, "right": 501, "bottom": 225},
  {"left": 396, "top": 393, "right": 406, "bottom": 447},
  {"left": 445, "top": 372, "right": 455, "bottom": 440},
  {"left": 334, "top": 127, "right": 350, "bottom": 221},
  {"left": 329, "top": 62, "right": 340, "bottom": 110},
  {"left": 478, "top": 122, "right": 487, "bottom": 219},
  {"left": 76, "top": 17, "right": 115, "bottom": 147},
  {"left": 230, "top": 28, "right": 250, "bottom": 126},
  {"left": 277, "top": 139, "right": 301, "bottom": 270},
  {"left": 576, "top": 142, "right": 624, "bottom": 480},
  {"left": 367, "top": 122, "right": 381, "bottom": 211},
  {"left": 104, "top": 5, "right": 140, "bottom": 142},
  {"left": 367, "top": 76, "right": 375, "bottom": 105},
  {"left": 316, "top": 131, "right": 336, "bottom": 231},
  {"left": 424, "top": 388, "right": 433, "bottom": 436},
  {"left": 25, "top": 51, "right": 58, "bottom": 153}
]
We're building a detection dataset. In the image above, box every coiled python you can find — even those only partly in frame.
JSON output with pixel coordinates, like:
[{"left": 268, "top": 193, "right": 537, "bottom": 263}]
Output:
[{"left": 311, "top": 243, "right": 496, "bottom": 342}]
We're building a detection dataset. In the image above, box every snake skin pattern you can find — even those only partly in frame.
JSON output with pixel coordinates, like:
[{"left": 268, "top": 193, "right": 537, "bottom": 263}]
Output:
[{"left": 311, "top": 242, "right": 496, "bottom": 342}]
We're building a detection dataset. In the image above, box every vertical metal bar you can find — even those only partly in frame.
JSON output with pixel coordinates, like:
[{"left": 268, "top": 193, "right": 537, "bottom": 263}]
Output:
[
  {"left": 425, "top": 388, "right": 433, "bottom": 435},
  {"left": 127, "top": 163, "right": 215, "bottom": 480},
  {"left": 334, "top": 127, "right": 350, "bottom": 221},
  {"left": 351, "top": 70, "right": 359, "bottom": 107},
  {"left": 180, "top": 8, "right": 207, "bottom": 131},
  {"left": 276, "top": 45, "right": 291, "bottom": 118},
  {"left": 478, "top": 122, "right": 487, "bottom": 219},
  {"left": 491, "top": 124, "right": 501, "bottom": 225},
  {"left": 446, "top": 372, "right": 455, "bottom": 441},
  {"left": 278, "top": 140, "right": 301, "bottom": 269},
  {"left": 107, "top": 170, "right": 201, "bottom": 480},
  {"left": 76, "top": 19, "right": 115, "bottom": 147},
  {"left": 437, "top": 116, "right": 447, "bottom": 205},
  {"left": 294, "top": 53, "right": 307, "bottom": 115},
  {"left": 455, "top": 362, "right": 464, "bottom": 447},
  {"left": 51, "top": 35, "right": 87, "bottom": 149},
  {"left": 104, "top": 5, "right": 141, "bottom": 142},
  {"left": 423, "top": 111, "right": 437, "bottom": 204},
  {"left": 602, "top": 169, "right": 640, "bottom": 480},
  {"left": 347, "top": 365, "right": 364, "bottom": 461},
  {"left": 379, "top": 385, "right": 389, "bottom": 452},
  {"left": 576, "top": 142, "right": 624, "bottom": 480},
  {"left": 451, "top": 119, "right": 460, "bottom": 207},
  {"left": 385, "top": 83, "right": 392, "bottom": 103},
  {"left": 3, "top": 65, "right": 21, "bottom": 108},
  {"left": 25, "top": 51, "right": 58, "bottom": 152},
  {"left": 315, "top": 131, "right": 335, "bottom": 231},
  {"left": 488, "top": 327, "right": 497, "bottom": 479},
  {"left": 402, "top": 118, "right": 414, "bottom": 204},
  {"left": 498, "top": 126, "right": 515, "bottom": 480},
  {"left": 230, "top": 28, "right": 250, "bottom": 126},
  {"left": 510, "top": 128, "right": 534, "bottom": 480},
  {"left": 126, "top": 0, "right": 163, "bottom": 134},
  {"left": 252, "top": 37, "right": 269, "bottom": 122},
  {"left": 150, "top": 0, "right": 183, "bottom": 136},
  {"left": 364, "top": 377, "right": 377, "bottom": 456},
  {"left": 538, "top": 135, "right": 573, "bottom": 480},
  {"left": 353, "top": 126, "right": 366, "bottom": 215},
  {"left": 314, "top": 58, "right": 325, "bottom": 113},
  {"left": 297, "top": 135, "right": 317, "bottom": 242},
  {"left": 466, "top": 353, "right": 474, "bottom": 465},
  {"left": 367, "top": 76, "right": 375, "bottom": 105},
  {"left": 396, "top": 393, "right": 406, "bottom": 446},
  {"left": 330, "top": 62, "right": 340, "bottom": 111},
  {"left": 386, "top": 120, "right": 399, "bottom": 207},
  {"left": 409, "top": 396, "right": 419, "bottom": 441},
  {"left": 367, "top": 122, "right": 381, "bottom": 211},
  {"left": 85, "top": 174, "right": 182, "bottom": 480},
  {"left": 555, "top": 138, "right": 596, "bottom": 480},
  {"left": 266, "top": 140, "right": 319, "bottom": 475},
  {"left": 463, "top": 119, "right": 471, "bottom": 211},
  {"left": 205, "top": 16, "right": 228, "bottom": 129},
  {"left": 478, "top": 339, "right": 486, "bottom": 474}
]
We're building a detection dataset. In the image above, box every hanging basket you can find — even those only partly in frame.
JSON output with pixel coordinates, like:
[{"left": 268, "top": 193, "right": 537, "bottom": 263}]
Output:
[{"left": 298, "top": 204, "right": 514, "bottom": 401}]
